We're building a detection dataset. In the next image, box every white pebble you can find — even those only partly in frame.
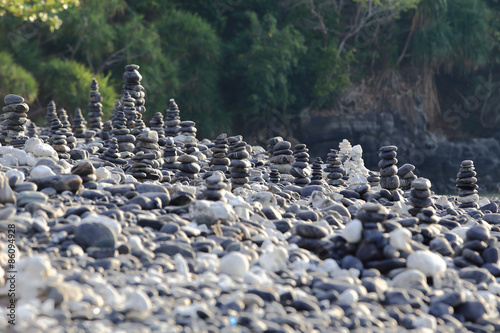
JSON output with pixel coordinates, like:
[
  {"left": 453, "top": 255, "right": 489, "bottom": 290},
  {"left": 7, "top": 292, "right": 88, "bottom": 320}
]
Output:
[
  {"left": 340, "top": 219, "right": 362, "bottom": 243},
  {"left": 407, "top": 250, "right": 446, "bottom": 277},
  {"left": 392, "top": 269, "right": 428, "bottom": 290},
  {"left": 337, "top": 289, "right": 358, "bottom": 305},
  {"left": 30, "top": 165, "right": 56, "bottom": 179},
  {"left": 389, "top": 228, "right": 412, "bottom": 252},
  {"left": 219, "top": 252, "right": 249, "bottom": 277},
  {"left": 413, "top": 314, "right": 437, "bottom": 330},
  {"left": 259, "top": 246, "right": 288, "bottom": 272}
]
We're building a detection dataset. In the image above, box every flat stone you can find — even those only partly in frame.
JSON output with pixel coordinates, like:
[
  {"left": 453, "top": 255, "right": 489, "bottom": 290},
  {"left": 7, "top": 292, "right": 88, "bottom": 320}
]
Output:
[
  {"left": 75, "top": 222, "right": 117, "bottom": 249},
  {"left": 295, "top": 223, "right": 328, "bottom": 239}
]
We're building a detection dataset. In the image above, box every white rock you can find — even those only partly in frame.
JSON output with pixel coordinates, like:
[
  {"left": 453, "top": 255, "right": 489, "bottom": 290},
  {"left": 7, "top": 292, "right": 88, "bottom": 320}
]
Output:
[
  {"left": 458, "top": 194, "right": 480, "bottom": 203},
  {"left": 478, "top": 198, "right": 491, "bottom": 207},
  {"left": 259, "top": 246, "right": 288, "bottom": 272},
  {"left": 246, "top": 192, "right": 277, "bottom": 208},
  {"left": 337, "top": 289, "right": 359, "bottom": 305},
  {"left": 32, "top": 143, "right": 57, "bottom": 158},
  {"left": 190, "top": 200, "right": 238, "bottom": 225},
  {"left": 0, "top": 153, "right": 18, "bottom": 167},
  {"left": 80, "top": 214, "right": 122, "bottom": 235},
  {"left": 413, "top": 314, "right": 437, "bottom": 330},
  {"left": 174, "top": 253, "right": 190, "bottom": 276},
  {"left": 5, "top": 169, "right": 25, "bottom": 183},
  {"left": 392, "top": 269, "right": 428, "bottom": 290},
  {"left": 219, "top": 252, "right": 249, "bottom": 277},
  {"left": 24, "top": 137, "right": 43, "bottom": 153},
  {"left": 95, "top": 167, "right": 112, "bottom": 181},
  {"left": 125, "top": 289, "right": 152, "bottom": 313},
  {"left": 341, "top": 219, "right": 363, "bottom": 243},
  {"left": 30, "top": 165, "right": 56, "bottom": 178},
  {"left": 389, "top": 228, "right": 412, "bottom": 252},
  {"left": 15, "top": 255, "right": 57, "bottom": 299},
  {"left": 407, "top": 250, "right": 446, "bottom": 277},
  {"left": 17, "top": 303, "right": 38, "bottom": 324},
  {"left": 451, "top": 226, "right": 469, "bottom": 240}
]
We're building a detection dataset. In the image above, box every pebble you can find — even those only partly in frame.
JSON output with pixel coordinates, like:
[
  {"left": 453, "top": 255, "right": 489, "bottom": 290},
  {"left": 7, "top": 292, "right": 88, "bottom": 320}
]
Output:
[
  {"left": 219, "top": 252, "right": 249, "bottom": 277},
  {"left": 407, "top": 251, "right": 447, "bottom": 277}
]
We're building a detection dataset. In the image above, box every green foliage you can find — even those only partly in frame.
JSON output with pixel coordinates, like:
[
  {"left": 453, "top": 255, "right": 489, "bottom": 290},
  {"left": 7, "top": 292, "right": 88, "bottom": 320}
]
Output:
[
  {"left": 37, "top": 58, "right": 118, "bottom": 120},
  {"left": 0, "top": 51, "right": 38, "bottom": 103},
  {"left": 0, "top": 0, "right": 79, "bottom": 31}
]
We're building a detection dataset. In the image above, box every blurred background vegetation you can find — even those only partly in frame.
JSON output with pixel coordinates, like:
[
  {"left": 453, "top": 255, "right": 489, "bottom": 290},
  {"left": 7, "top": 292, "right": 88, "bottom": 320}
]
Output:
[{"left": 0, "top": 0, "right": 498, "bottom": 141}]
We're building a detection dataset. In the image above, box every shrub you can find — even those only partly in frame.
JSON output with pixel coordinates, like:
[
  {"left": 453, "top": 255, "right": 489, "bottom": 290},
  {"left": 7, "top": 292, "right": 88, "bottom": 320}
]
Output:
[{"left": 0, "top": 51, "right": 38, "bottom": 103}]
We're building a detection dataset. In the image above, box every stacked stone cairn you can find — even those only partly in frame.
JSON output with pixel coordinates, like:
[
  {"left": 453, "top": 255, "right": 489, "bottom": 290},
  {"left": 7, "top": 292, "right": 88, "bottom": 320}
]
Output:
[
  {"left": 112, "top": 110, "right": 135, "bottom": 153},
  {"left": 175, "top": 154, "right": 201, "bottom": 181},
  {"left": 179, "top": 120, "right": 197, "bottom": 138},
  {"left": 227, "top": 135, "right": 243, "bottom": 155},
  {"left": 149, "top": 112, "right": 165, "bottom": 145},
  {"left": 269, "top": 168, "right": 281, "bottom": 184},
  {"left": 72, "top": 108, "right": 87, "bottom": 138},
  {"left": 398, "top": 163, "right": 417, "bottom": 190},
  {"left": 408, "top": 177, "right": 434, "bottom": 217},
  {"left": 163, "top": 137, "right": 179, "bottom": 170},
  {"left": 88, "top": 78, "right": 103, "bottom": 131},
  {"left": 203, "top": 171, "right": 228, "bottom": 202},
  {"left": 99, "top": 137, "right": 126, "bottom": 165},
  {"left": 269, "top": 140, "right": 294, "bottom": 173},
  {"left": 229, "top": 141, "right": 251, "bottom": 190},
  {"left": 290, "top": 143, "right": 311, "bottom": 186},
  {"left": 121, "top": 92, "right": 139, "bottom": 130},
  {"left": 130, "top": 148, "right": 163, "bottom": 182},
  {"left": 122, "top": 64, "right": 146, "bottom": 114},
  {"left": 367, "top": 171, "right": 380, "bottom": 188},
  {"left": 85, "top": 130, "right": 96, "bottom": 144},
  {"left": 58, "top": 108, "right": 71, "bottom": 132},
  {"left": 310, "top": 157, "right": 326, "bottom": 185},
  {"left": 131, "top": 116, "right": 146, "bottom": 137},
  {"left": 456, "top": 160, "right": 479, "bottom": 209},
  {"left": 324, "top": 149, "right": 345, "bottom": 186},
  {"left": 101, "top": 120, "right": 112, "bottom": 141},
  {"left": 41, "top": 100, "right": 57, "bottom": 139},
  {"left": 26, "top": 121, "right": 37, "bottom": 138},
  {"left": 49, "top": 118, "right": 71, "bottom": 159},
  {"left": 71, "top": 161, "right": 97, "bottom": 189},
  {"left": 209, "top": 133, "right": 230, "bottom": 175},
  {"left": 379, "top": 145, "right": 400, "bottom": 194},
  {"left": 164, "top": 99, "right": 181, "bottom": 137},
  {"left": 267, "top": 136, "right": 282, "bottom": 156},
  {"left": 1, "top": 94, "right": 29, "bottom": 147},
  {"left": 134, "top": 129, "right": 159, "bottom": 154}
]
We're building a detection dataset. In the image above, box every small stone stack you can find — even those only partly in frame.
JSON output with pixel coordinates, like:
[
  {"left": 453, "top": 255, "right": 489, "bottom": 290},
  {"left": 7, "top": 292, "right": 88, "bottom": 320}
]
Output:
[
  {"left": 26, "top": 122, "right": 37, "bottom": 138},
  {"left": 210, "top": 133, "right": 230, "bottom": 174},
  {"left": 409, "top": 178, "right": 434, "bottom": 216},
  {"left": 111, "top": 110, "right": 135, "bottom": 153},
  {"left": 379, "top": 145, "right": 399, "bottom": 192},
  {"left": 64, "top": 127, "right": 77, "bottom": 150},
  {"left": 163, "top": 137, "right": 179, "bottom": 170},
  {"left": 57, "top": 108, "right": 71, "bottom": 132},
  {"left": 175, "top": 155, "right": 201, "bottom": 181},
  {"left": 229, "top": 141, "right": 251, "bottom": 190},
  {"left": 269, "top": 140, "right": 294, "bottom": 172},
  {"left": 41, "top": 100, "right": 58, "bottom": 138},
  {"left": 85, "top": 130, "right": 96, "bottom": 144},
  {"left": 269, "top": 168, "right": 281, "bottom": 184},
  {"left": 130, "top": 150, "right": 163, "bottom": 182},
  {"left": 184, "top": 136, "right": 200, "bottom": 155},
  {"left": 121, "top": 92, "right": 139, "bottom": 129},
  {"left": 72, "top": 108, "right": 87, "bottom": 138},
  {"left": 367, "top": 171, "right": 380, "bottom": 188},
  {"left": 101, "top": 120, "right": 112, "bottom": 141},
  {"left": 338, "top": 139, "right": 352, "bottom": 162},
  {"left": 267, "top": 136, "right": 283, "bottom": 156},
  {"left": 1, "top": 94, "right": 29, "bottom": 146},
  {"left": 179, "top": 121, "right": 197, "bottom": 138},
  {"left": 204, "top": 171, "right": 228, "bottom": 202},
  {"left": 398, "top": 163, "right": 417, "bottom": 190},
  {"left": 88, "top": 78, "right": 103, "bottom": 131},
  {"left": 131, "top": 116, "right": 146, "bottom": 137},
  {"left": 49, "top": 118, "right": 71, "bottom": 159},
  {"left": 122, "top": 64, "right": 146, "bottom": 114},
  {"left": 99, "top": 138, "right": 126, "bottom": 165},
  {"left": 456, "top": 160, "right": 479, "bottom": 209},
  {"left": 290, "top": 144, "right": 311, "bottom": 187},
  {"left": 227, "top": 135, "right": 243, "bottom": 155},
  {"left": 71, "top": 161, "right": 97, "bottom": 189},
  {"left": 164, "top": 99, "right": 181, "bottom": 137},
  {"left": 310, "top": 157, "right": 325, "bottom": 185},
  {"left": 324, "top": 149, "right": 345, "bottom": 186},
  {"left": 134, "top": 129, "right": 159, "bottom": 155},
  {"left": 149, "top": 112, "right": 165, "bottom": 144}
]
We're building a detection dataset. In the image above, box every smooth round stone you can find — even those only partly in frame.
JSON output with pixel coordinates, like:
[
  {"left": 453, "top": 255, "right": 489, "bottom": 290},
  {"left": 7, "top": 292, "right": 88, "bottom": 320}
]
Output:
[
  {"left": 30, "top": 165, "right": 56, "bottom": 178},
  {"left": 337, "top": 289, "right": 359, "bottom": 305},
  {"left": 398, "top": 163, "right": 415, "bottom": 174},
  {"left": 461, "top": 160, "right": 474, "bottom": 168},
  {"left": 466, "top": 225, "right": 490, "bottom": 241},
  {"left": 137, "top": 130, "right": 158, "bottom": 143},
  {"left": 0, "top": 207, "right": 16, "bottom": 220},
  {"left": 380, "top": 176, "right": 399, "bottom": 190},
  {"left": 295, "top": 223, "right": 328, "bottom": 239},
  {"left": 75, "top": 222, "right": 116, "bottom": 248},
  {"left": 457, "top": 194, "right": 479, "bottom": 203},
  {"left": 412, "top": 178, "right": 431, "bottom": 190},
  {"left": 482, "top": 247, "right": 500, "bottom": 263},
  {"left": 379, "top": 145, "right": 398, "bottom": 152},
  {"left": 16, "top": 191, "right": 48, "bottom": 206},
  {"left": 411, "top": 189, "right": 430, "bottom": 199},
  {"left": 380, "top": 165, "right": 397, "bottom": 177},
  {"left": 378, "top": 158, "right": 398, "bottom": 169},
  {"left": 177, "top": 155, "right": 198, "bottom": 163},
  {"left": 71, "top": 161, "right": 96, "bottom": 176},
  {"left": 177, "top": 163, "right": 201, "bottom": 174},
  {"left": 341, "top": 219, "right": 362, "bottom": 243},
  {"left": 392, "top": 269, "right": 428, "bottom": 290},
  {"left": 219, "top": 252, "right": 249, "bottom": 277},
  {"left": 407, "top": 251, "right": 446, "bottom": 277},
  {"left": 4, "top": 94, "right": 24, "bottom": 104},
  {"left": 274, "top": 141, "right": 291, "bottom": 150},
  {"left": 378, "top": 150, "right": 397, "bottom": 159},
  {"left": 456, "top": 300, "right": 487, "bottom": 322}
]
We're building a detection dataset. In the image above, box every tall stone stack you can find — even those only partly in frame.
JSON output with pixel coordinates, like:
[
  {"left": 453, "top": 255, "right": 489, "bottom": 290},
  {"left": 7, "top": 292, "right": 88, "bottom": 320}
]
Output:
[
  {"left": 204, "top": 171, "right": 228, "bottom": 202},
  {"left": 269, "top": 140, "right": 294, "bottom": 174},
  {"left": 122, "top": 64, "right": 146, "bottom": 114},
  {"left": 229, "top": 141, "right": 251, "bottom": 190},
  {"left": 209, "top": 133, "right": 230, "bottom": 174},
  {"left": 456, "top": 160, "right": 479, "bottom": 209},
  {"left": 267, "top": 136, "right": 283, "bottom": 156},
  {"left": 408, "top": 178, "right": 434, "bottom": 216},
  {"left": 228, "top": 135, "right": 243, "bottom": 155},
  {"left": 57, "top": 108, "right": 71, "bottom": 132},
  {"left": 130, "top": 136, "right": 163, "bottom": 182},
  {"left": 163, "top": 137, "right": 179, "bottom": 170},
  {"left": 121, "top": 92, "right": 139, "bottom": 129},
  {"left": 26, "top": 122, "right": 37, "bottom": 138},
  {"left": 49, "top": 118, "right": 71, "bottom": 159},
  {"left": 111, "top": 110, "right": 135, "bottom": 153},
  {"left": 324, "top": 149, "right": 345, "bottom": 186},
  {"left": 88, "top": 78, "right": 103, "bottom": 131},
  {"left": 133, "top": 129, "right": 159, "bottom": 154},
  {"left": 290, "top": 143, "right": 311, "bottom": 187},
  {"left": 175, "top": 155, "right": 201, "bottom": 181},
  {"left": 131, "top": 116, "right": 146, "bottom": 137},
  {"left": 310, "top": 157, "right": 325, "bottom": 185},
  {"left": 379, "top": 146, "right": 400, "bottom": 193},
  {"left": 1, "top": 94, "right": 29, "bottom": 146},
  {"left": 149, "top": 112, "right": 165, "bottom": 145},
  {"left": 72, "top": 108, "right": 87, "bottom": 138},
  {"left": 164, "top": 99, "right": 181, "bottom": 137},
  {"left": 101, "top": 120, "right": 112, "bottom": 141},
  {"left": 41, "top": 100, "right": 58, "bottom": 139},
  {"left": 179, "top": 121, "right": 197, "bottom": 138},
  {"left": 100, "top": 138, "right": 127, "bottom": 165}
]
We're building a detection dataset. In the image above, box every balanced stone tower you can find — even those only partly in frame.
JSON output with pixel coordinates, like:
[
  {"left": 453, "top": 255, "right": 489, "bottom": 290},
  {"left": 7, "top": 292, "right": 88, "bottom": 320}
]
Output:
[
  {"left": 456, "top": 160, "right": 479, "bottom": 208},
  {"left": 269, "top": 140, "right": 294, "bottom": 174},
  {"left": 310, "top": 157, "right": 326, "bottom": 186},
  {"left": 101, "top": 120, "right": 112, "bottom": 141},
  {"left": 123, "top": 64, "right": 146, "bottom": 114},
  {"left": 203, "top": 171, "right": 228, "bottom": 202},
  {"left": 121, "top": 92, "right": 139, "bottom": 129},
  {"left": 163, "top": 137, "right": 179, "bottom": 170},
  {"left": 41, "top": 100, "right": 57, "bottom": 139},
  {"left": 209, "top": 133, "right": 230, "bottom": 175},
  {"left": 164, "top": 99, "right": 181, "bottom": 137},
  {"left": 57, "top": 108, "right": 71, "bottom": 132},
  {"left": 290, "top": 143, "right": 311, "bottom": 186},
  {"left": 175, "top": 155, "right": 201, "bottom": 181},
  {"left": 229, "top": 141, "right": 251, "bottom": 190},
  {"left": 267, "top": 136, "right": 283, "bottom": 156},
  {"left": 111, "top": 110, "right": 135, "bottom": 153},
  {"left": 49, "top": 118, "right": 71, "bottom": 159},
  {"left": 72, "top": 108, "right": 87, "bottom": 138},
  {"left": 149, "top": 112, "right": 165, "bottom": 145},
  {"left": 367, "top": 171, "right": 380, "bottom": 188},
  {"left": 88, "top": 78, "right": 103, "bottom": 131},
  {"left": 324, "top": 149, "right": 345, "bottom": 186},
  {"left": 398, "top": 163, "right": 417, "bottom": 190},
  {"left": 1, "top": 94, "right": 29, "bottom": 146},
  {"left": 179, "top": 121, "right": 197, "bottom": 138},
  {"left": 130, "top": 150, "right": 163, "bottom": 182},
  {"left": 379, "top": 145, "right": 399, "bottom": 193},
  {"left": 26, "top": 121, "right": 37, "bottom": 138},
  {"left": 100, "top": 137, "right": 127, "bottom": 165},
  {"left": 408, "top": 178, "right": 433, "bottom": 216},
  {"left": 269, "top": 168, "right": 281, "bottom": 184}
]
